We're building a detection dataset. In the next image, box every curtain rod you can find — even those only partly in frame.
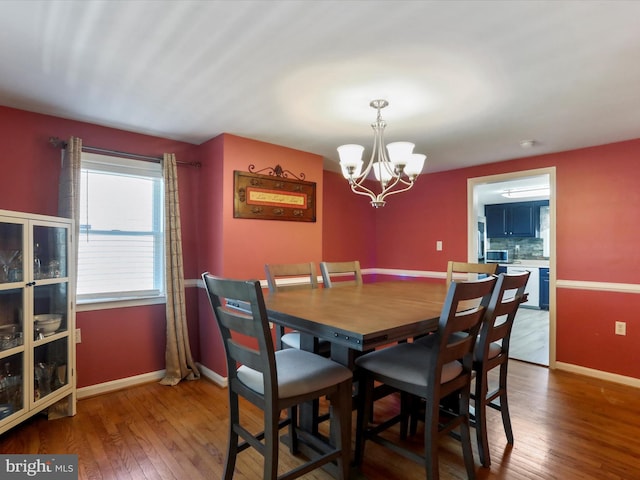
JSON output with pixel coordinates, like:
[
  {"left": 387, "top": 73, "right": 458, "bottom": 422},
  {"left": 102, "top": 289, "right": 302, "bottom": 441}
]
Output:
[{"left": 48, "top": 137, "right": 201, "bottom": 168}]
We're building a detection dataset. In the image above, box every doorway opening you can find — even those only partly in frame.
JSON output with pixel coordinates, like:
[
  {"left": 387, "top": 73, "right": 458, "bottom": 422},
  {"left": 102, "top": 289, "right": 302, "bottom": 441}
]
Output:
[{"left": 467, "top": 168, "right": 556, "bottom": 368}]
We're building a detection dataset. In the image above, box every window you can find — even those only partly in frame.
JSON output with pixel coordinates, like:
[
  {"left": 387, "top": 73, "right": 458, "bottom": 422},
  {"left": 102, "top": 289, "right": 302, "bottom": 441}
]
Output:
[{"left": 77, "top": 152, "right": 164, "bottom": 303}]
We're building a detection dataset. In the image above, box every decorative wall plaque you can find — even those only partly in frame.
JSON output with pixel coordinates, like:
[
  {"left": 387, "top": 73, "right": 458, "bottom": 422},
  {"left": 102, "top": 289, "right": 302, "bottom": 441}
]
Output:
[{"left": 233, "top": 166, "right": 316, "bottom": 222}]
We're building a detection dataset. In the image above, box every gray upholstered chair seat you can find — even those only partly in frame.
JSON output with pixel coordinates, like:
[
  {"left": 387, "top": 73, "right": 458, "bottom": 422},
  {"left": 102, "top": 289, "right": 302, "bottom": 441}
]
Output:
[
  {"left": 355, "top": 342, "right": 463, "bottom": 387},
  {"left": 486, "top": 341, "right": 502, "bottom": 359},
  {"left": 280, "top": 331, "right": 302, "bottom": 349},
  {"left": 238, "top": 348, "right": 352, "bottom": 398},
  {"left": 280, "top": 331, "right": 331, "bottom": 356}
]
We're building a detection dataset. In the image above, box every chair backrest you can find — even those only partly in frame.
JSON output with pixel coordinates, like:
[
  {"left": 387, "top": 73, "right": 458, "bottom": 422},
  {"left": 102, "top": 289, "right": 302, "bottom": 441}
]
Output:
[
  {"left": 202, "top": 273, "right": 277, "bottom": 405},
  {"left": 446, "top": 261, "right": 498, "bottom": 287},
  {"left": 432, "top": 276, "right": 497, "bottom": 396},
  {"left": 475, "top": 271, "right": 530, "bottom": 363},
  {"left": 320, "top": 260, "right": 363, "bottom": 288},
  {"left": 265, "top": 262, "right": 318, "bottom": 293}
]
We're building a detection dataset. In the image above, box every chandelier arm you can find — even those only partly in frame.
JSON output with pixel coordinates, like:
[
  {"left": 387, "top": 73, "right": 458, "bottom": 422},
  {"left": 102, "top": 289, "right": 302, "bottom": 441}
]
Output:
[
  {"left": 378, "top": 180, "right": 417, "bottom": 202},
  {"left": 350, "top": 183, "right": 379, "bottom": 199},
  {"left": 377, "top": 174, "right": 402, "bottom": 197},
  {"left": 390, "top": 175, "right": 414, "bottom": 188},
  {"left": 349, "top": 165, "right": 377, "bottom": 198}
]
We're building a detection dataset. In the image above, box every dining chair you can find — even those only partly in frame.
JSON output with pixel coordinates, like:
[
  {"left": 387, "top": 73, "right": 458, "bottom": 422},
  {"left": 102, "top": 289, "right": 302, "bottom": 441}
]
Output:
[
  {"left": 446, "top": 261, "right": 498, "bottom": 287},
  {"left": 320, "top": 260, "right": 363, "bottom": 288},
  {"left": 471, "top": 271, "right": 529, "bottom": 467},
  {"left": 354, "top": 276, "right": 497, "bottom": 480},
  {"left": 264, "top": 262, "right": 329, "bottom": 354},
  {"left": 202, "top": 273, "right": 353, "bottom": 480}
]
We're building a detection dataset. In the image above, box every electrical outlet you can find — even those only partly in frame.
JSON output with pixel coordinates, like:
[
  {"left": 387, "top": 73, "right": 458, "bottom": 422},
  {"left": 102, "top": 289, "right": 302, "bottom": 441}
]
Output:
[
  {"left": 436, "top": 240, "right": 443, "bottom": 251},
  {"left": 75, "top": 328, "right": 82, "bottom": 343},
  {"left": 615, "top": 321, "right": 626, "bottom": 336}
]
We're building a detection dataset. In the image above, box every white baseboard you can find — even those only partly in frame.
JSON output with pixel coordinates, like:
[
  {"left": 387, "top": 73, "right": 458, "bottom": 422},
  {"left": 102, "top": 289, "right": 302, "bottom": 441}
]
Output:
[
  {"left": 77, "top": 370, "right": 166, "bottom": 399},
  {"left": 555, "top": 362, "right": 640, "bottom": 389},
  {"left": 77, "top": 364, "right": 228, "bottom": 399},
  {"left": 197, "top": 362, "right": 228, "bottom": 388}
]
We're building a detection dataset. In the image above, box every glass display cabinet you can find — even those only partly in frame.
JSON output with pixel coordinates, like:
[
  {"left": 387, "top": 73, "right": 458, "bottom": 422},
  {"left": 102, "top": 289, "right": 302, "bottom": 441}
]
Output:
[{"left": 0, "top": 209, "right": 75, "bottom": 434}]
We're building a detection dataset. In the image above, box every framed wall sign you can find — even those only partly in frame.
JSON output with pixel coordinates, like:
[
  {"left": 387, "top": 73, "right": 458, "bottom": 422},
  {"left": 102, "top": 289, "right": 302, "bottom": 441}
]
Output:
[{"left": 234, "top": 167, "right": 316, "bottom": 222}]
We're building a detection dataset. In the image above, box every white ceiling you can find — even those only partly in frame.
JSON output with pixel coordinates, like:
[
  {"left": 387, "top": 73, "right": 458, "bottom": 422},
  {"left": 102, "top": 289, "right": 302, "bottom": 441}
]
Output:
[
  {"left": 2, "top": 0, "right": 640, "bottom": 174},
  {"left": 475, "top": 174, "right": 550, "bottom": 205}
]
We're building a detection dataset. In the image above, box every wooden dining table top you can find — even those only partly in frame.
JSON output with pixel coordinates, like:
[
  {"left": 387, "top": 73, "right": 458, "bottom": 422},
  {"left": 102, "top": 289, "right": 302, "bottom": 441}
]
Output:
[{"left": 264, "top": 280, "right": 448, "bottom": 353}]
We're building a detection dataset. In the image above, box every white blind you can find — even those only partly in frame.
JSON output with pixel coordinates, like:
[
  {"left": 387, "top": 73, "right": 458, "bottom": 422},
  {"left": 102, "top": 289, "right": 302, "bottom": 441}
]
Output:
[{"left": 77, "top": 153, "right": 164, "bottom": 301}]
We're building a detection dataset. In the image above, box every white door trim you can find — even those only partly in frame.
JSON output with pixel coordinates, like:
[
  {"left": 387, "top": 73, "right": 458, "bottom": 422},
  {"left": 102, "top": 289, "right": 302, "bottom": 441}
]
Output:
[{"left": 467, "top": 167, "right": 557, "bottom": 368}]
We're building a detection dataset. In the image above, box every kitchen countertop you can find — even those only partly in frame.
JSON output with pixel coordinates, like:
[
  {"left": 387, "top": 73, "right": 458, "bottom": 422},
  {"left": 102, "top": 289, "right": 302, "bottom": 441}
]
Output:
[{"left": 499, "top": 260, "right": 550, "bottom": 268}]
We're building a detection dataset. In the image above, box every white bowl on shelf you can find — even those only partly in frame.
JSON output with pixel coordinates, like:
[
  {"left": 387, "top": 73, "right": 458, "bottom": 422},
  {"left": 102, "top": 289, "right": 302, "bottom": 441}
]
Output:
[{"left": 34, "top": 314, "right": 62, "bottom": 336}]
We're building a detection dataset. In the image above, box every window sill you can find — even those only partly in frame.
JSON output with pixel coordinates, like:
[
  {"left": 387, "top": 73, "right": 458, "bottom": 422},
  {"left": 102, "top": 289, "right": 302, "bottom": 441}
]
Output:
[{"left": 77, "top": 295, "right": 166, "bottom": 312}]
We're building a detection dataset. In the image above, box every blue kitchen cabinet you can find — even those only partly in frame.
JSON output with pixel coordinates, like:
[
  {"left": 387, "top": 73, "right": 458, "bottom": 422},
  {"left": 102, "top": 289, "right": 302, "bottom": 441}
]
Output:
[{"left": 485, "top": 200, "right": 548, "bottom": 238}]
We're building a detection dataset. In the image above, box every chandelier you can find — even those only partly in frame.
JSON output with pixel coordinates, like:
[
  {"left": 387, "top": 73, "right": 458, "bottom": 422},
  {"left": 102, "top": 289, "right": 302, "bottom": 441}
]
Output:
[{"left": 337, "top": 99, "right": 426, "bottom": 208}]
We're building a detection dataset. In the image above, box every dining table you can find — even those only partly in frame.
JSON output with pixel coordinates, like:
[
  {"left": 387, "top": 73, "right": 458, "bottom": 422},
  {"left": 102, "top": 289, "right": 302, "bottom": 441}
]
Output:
[
  {"left": 263, "top": 280, "right": 450, "bottom": 478},
  {"left": 264, "top": 280, "right": 449, "bottom": 367}
]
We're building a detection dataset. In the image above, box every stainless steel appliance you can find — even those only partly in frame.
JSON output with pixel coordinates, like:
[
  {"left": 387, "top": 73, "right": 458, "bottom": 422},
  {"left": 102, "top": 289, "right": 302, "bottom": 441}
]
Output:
[{"left": 486, "top": 249, "right": 509, "bottom": 263}]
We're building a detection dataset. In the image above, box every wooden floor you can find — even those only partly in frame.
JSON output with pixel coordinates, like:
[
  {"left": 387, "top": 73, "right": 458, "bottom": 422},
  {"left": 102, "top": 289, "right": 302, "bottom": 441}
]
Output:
[
  {"left": 509, "top": 307, "right": 549, "bottom": 366},
  {"left": 1, "top": 361, "right": 639, "bottom": 479}
]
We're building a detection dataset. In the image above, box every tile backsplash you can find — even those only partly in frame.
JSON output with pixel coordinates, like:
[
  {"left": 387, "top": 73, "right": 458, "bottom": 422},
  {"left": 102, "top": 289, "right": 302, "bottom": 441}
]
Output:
[{"left": 488, "top": 237, "right": 546, "bottom": 260}]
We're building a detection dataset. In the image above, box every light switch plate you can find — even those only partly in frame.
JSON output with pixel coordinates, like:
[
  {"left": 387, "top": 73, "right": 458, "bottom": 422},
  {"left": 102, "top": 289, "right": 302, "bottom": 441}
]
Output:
[{"left": 436, "top": 241, "right": 443, "bottom": 251}]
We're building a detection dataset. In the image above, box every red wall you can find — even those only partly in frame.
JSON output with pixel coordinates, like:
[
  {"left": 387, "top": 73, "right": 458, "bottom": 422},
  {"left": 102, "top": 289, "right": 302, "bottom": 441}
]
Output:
[
  {"left": 192, "top": 134, "right": 225, "bottom": 278},
  {"left": 219, "top": 135, "right": 324, "bottom": 278},
  {"left": 373, "top": 169, "right": 471, "bottom": 271},
  {"left": 555, "top": 141, "right": 640, "bottom": 283},
  {"left": 557, "top": 289, "right": 636, "bottom": 377},
  {"left": 322, "top": 171, "right": 376, "bottom": 268}
]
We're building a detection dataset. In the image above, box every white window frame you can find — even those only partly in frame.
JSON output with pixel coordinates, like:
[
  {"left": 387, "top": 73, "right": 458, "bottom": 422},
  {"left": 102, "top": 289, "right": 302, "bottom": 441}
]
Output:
[{"left": 76, "top": 152, "right": 165, "bottom": 310}]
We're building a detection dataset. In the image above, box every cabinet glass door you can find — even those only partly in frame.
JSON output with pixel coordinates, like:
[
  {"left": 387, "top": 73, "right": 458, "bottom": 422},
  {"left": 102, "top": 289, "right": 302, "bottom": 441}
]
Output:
[
  {"left": 33, "top": 225, "right": 68, "bottom": 280},
  {"left": 34, "top": 338, "right": 68, "bottom": 402},
  {"left": 33, "top": 283, "right": 68, "bottom": 339},
  {"left": 0, "top": 221, "right": 24, "bottom": 284},
  {"left": 31, "top": 223, "right": 70, "bottom": 405},
  {"left": 0, "top": 353, "right": 24, "bottom": 419},
  {"left": 0, "top": 288, "right": 24, "bottom": 352},
  {"left": 0, "top": 219, "right": 26, "bottom": 419}
]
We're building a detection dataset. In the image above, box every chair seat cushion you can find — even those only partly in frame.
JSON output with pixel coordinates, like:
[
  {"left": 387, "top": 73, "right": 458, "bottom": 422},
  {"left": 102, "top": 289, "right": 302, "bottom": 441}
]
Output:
[
  {"left": 487, "top": 341, "right": 502, "bottom": 359},
  {"left": 355, "top": 342, "right": 462, "bottom": 388},
  {"left": 281, "top": 331, "right": 330, "bottom": 350},
  {"left": 280, "top": 331, "right": 302, "bottom": 349},
  {"left": 237, "top": 348, "right": 351, "bottom": 398}
]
